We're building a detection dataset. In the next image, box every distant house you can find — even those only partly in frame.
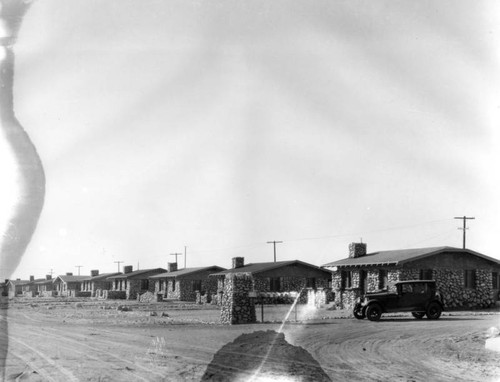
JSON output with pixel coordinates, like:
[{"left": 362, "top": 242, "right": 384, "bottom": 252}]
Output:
[
  {"left": 322, "top": 242, "right": 500, "bottom": 310},
  {"left": 211, "top": 257, "right": 332, "bottom": 304},
  {"left": 0, "top": 281, "right": 7, "bottom": 297},
  {"left": 20, "top": 276, "right": 41, "bottom": 297},
  {"left": 81, "top": 270, "right": 122, "bottom": 298},
  {"left": 107, "top": 266, "right": 167, "bottom": 300},
  {"left": 34, "top": 275, "right": 54, "bottom": 297},
  {"left": 53, "top": 273, "right": 88, "bottom": 297},
  {"left": 6, "top": 279, "right": 30, "bottom": 298},
  {"left": 150, "top": 263, "right": 226, "bottom": 302}
]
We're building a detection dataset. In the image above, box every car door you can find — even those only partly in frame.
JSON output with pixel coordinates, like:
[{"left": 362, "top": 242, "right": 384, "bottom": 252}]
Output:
[{"left": 397, "top": 283, "right": 416, "bottom": 311}]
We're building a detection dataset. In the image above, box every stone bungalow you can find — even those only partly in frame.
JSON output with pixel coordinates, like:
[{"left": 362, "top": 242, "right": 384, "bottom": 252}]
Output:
[
  {"left": 6, "top": 279, "right": 29, "bottom": 298},
  {"left": 211, "top": 257, "right": 332, "bottom": 304},
  {"left": 322, "top": 242, "right": 500, "bottom": 310},
  {"left": 34, "top": 275, "right": 54, "bottom": 297},
  {"left": 150, "top": 263, "right": 226, "bottom": 302},
  {"left": 19, "top": 276, "right": 44, "bottom": 297},
  {"left": 81, "top": 270, "right": 122, "bottom": 298},
  {"left": 53, "top": 274, "right": 89, "bottom": 297},
  {"left": 107, "top": 266, "right": 166, "bottom": 300}
]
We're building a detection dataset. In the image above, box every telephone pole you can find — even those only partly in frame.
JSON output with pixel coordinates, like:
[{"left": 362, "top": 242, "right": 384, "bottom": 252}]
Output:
[
  {"left": 454, "top": 216, "right": 475, "bottom": 249},
  {"left": 114, "top": 260, "right": 123, "bottom": 273},
  {"left": 267, "top": 241, "right": 283, "bottom": 262},
  {"left": 184, "top": 246, "right": 187, "bottom": 269},
  {"left": 170, "top": 253, "right": 182, "bottom": 264},
  {"left": 75, "top": 265, "right": 83, "bottom": 276}
]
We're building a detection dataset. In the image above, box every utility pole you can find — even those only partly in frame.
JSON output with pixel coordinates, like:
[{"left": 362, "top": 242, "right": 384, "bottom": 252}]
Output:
[
  {"left": 454, "top": 216, "right": 475, "bottom": 249},
  {"left": 48, "top": 269, "right": 53, "bottom": 277},
  {"left": 184, "top": 246, "right": 187, "bottom": 269},
  {"left": 170, "top": 253, "right": 182, "bottom": 264},
  {"left": 75, "top": 265, "right": 83, "bottom": 276},
  {"left": 267, "top": 241, "right": 283, "bottom": 262},
  {"left": 114, "top": 260, "right": 123, "bottom": 273}
]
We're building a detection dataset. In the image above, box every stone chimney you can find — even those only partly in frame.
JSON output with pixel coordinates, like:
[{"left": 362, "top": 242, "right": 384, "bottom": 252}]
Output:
[
  {"left": 232, "top": 257, "right": 245, "bottom": 269},
  {"left": 66, "top": 272, "right": 73, "bottom": 276},
  {"left": 123, "top": 265, "right": 133, "bottom": 274},
  {"left": 29, "top": 275, "right": 34, "bottom": 282},
  {"left": 46, "top": 275, "right": 52, "bottom": 281},
  {"left": 90, "top": 269, "right": 99, "bottom": 277},
  {"left": 349, "top": 242, "right": 367, "bottom": 258},
  {"left": 168, "top": 262, "right": 178, "bottom": 272}
]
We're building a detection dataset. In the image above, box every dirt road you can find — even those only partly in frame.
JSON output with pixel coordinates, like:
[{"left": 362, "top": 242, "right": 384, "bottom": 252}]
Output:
[{"left": 1, "top": 300, "right": 500, "bottom": 381}]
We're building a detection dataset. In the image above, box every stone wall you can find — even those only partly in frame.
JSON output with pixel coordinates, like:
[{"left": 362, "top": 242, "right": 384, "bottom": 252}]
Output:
[
  {"left": 433, "top": 268, "right": 493, "bottom": 309},
  {"left": 220, "top": 273, "right": 256, "bottom": 325},
  {"left": 387, "top": 270, "right": 400, "bottom": 292},
  {"left": 166, "top": 279, "right": 180, "bottom": 300},
  {"left": 107, "top": 290, "right": 126, "bottom": 299},
  {"left": 366, "top": 270, "right": 379, "bottom": 291},
  {"left": 330, "top": 265, "right": 497, "bottom": 310}
]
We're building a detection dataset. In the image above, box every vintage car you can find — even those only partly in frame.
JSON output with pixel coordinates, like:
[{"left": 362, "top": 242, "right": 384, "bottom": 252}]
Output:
[{"left": 353, "top": 280, "right": 444, "bottom": 321}]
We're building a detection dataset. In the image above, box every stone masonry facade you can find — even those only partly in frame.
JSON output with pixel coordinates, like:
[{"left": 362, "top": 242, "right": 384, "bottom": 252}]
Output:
[
  {"left": 331, "top": 266, "right": 496, "bottom": 310},
  {"left": 220, "top": 273, "right": 256, "bottom": 325}
]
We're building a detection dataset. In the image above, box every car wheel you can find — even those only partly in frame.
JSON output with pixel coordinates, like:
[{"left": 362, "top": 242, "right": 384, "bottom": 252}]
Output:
[
  {"left": 366, "top": 304, "right": 382, "bottom": 321},
  {"left": 411, "top": 312, "right": 425, "bottom": 319},
  {"left": 353, "top": 305, "right": 365, "bottom": 320},
  {"left": 426, "top": 302, "right": 442, "bottom": 320}
]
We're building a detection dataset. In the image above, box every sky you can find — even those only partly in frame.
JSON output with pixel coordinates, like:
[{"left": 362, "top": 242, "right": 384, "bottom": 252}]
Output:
[{"left": 1, "top": 0, "right": 500, "bottom": 280}]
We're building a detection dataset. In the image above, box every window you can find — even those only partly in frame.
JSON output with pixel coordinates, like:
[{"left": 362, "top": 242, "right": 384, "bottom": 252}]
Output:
[
  {"left": 420, "top": 269, "right": 433, "bottom": 280},
  {"left": 306, "top": 277, "right": 316, "bottom": 289},
  {"left": 342, "top": 271, "right": 352, "bottom": 289},
  {"left": 359, "top": 270, "right": 367, "bottom": 292},
  {"left": 464, "top": 270, "right": 476, "bottom": 289},
  {"left": 270, "top": 277, "right": 281, "bottom": 292},
  {"left": 141, "top": 279, "right": 149, "bottom": 290},
  {"left": 379, "top": 270, "right": 388, "bottom": 289},
  {"left": 192, "top": 280, "right": 202, "bottom": 292},
  {"left": 401, "top": 284, "right": 413, "bottom": 294},
  {"left": 171, "top": 279, "right": 176, "bottom": 292},
  {"left": 493, "top": 272, "right": 498, "bottom": 289}
]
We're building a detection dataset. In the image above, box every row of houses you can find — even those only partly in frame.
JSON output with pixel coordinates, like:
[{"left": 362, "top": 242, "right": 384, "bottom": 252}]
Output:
[
  {"left": 2, "top": 243, "right": 500, "bottom": 309},
  {"left": 1, "top": 258, "right": 332, "bottom": 303}
]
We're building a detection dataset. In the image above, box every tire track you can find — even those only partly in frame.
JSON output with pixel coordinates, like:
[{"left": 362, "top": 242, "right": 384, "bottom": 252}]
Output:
[{"left": 6, "top": 335, "right": 79, "bottom": 382}]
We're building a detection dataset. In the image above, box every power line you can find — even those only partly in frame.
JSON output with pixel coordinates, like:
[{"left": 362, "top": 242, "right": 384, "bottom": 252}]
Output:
[
  {"left": 454, "top": 216, "right": 475, "bottom": 249},
  {"left": 187, "top": 219, "right": 453, "bottom": 256}
]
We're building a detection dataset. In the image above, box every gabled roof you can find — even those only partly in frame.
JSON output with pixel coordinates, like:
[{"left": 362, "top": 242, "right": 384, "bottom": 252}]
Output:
[
  {"left": 107, "top": 268, "right": 167, "bottom": 280},
  {"left": 322, "top": 246, "right": 500, "bottom": 268},
  {"left": 7, "top": 279, "right": 30, "bottom": 286},
  {"left": 33, "top": 278, "right": 53, "bottom": 285},
  {"left": 53, "top": 275, "right": 89, "bottom": 283},
  {"left": 82, "top": 272, "right": 122, "bottom": 281},
  {"left": 210, "top": 260, "right": 329, "bottom": 276},
  {"left": 150, "top": 266, "right": 226, "bottom": 279}
]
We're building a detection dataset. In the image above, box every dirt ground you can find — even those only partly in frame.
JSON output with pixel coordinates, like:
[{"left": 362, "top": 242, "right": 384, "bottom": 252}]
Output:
[{"left": 1, "top": 297, "right": 500, "bottom": 381}]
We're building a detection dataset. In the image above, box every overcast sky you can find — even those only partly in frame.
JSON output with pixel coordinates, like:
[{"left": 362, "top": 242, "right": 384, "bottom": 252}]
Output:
[{"left": 1, "top": 0, "right": 499, "bottom": 279}]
